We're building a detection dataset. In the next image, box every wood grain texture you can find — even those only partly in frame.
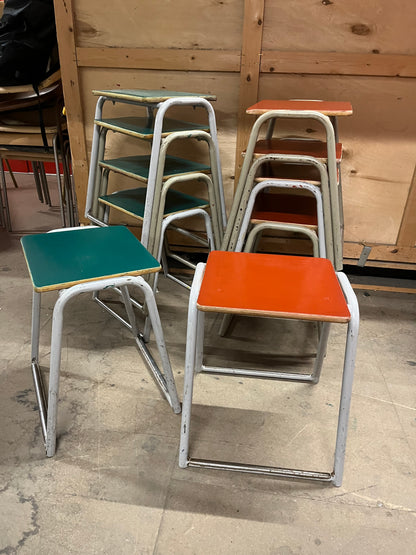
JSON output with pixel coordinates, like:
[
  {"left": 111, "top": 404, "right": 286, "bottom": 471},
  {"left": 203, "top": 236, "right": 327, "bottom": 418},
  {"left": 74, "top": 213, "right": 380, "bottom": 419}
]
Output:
[
  {"left": 397, "top": 164, "right": 416, "bottom": 247},
  {"left": 261, "top": 51, "right": 416, "bottom": 78},
  {"left": 234, "top": 0, "right": 265, "bottom": 183},
  {"left": 54, "top": 0, "right": 415, "bottom": 263},
  {"left": 77, "top": 47, "right": 240, "bottom": 72},
  {"left": 53, "top": 0, "right": 89, "bottom": 222}
]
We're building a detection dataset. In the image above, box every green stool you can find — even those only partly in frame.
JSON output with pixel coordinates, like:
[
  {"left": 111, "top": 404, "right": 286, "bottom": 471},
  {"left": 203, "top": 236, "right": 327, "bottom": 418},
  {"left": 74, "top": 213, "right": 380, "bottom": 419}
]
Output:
[{"left": 21, "top": 225, "right": 181, "bottom": 457}]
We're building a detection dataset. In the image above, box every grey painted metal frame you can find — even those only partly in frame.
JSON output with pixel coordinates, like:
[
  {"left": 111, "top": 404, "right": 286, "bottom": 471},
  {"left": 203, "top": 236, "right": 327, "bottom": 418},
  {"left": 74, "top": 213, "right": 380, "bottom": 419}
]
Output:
[
  {"left": 235, "top": 179, "right": 326, "bottom": 257},
  {"left": 31, "top": 274, "right": 181, "bottom": 457},
  {"left": 179, "top": 263, "right": 359, "bottom": 486},
  {"left": 154, "top": 207, "right": 214, "bottom": 292},
  {"left": 85, "top": 95, "right": 226, "bottom": 250},
  {"left": 244, "top": 222, "right": 320, "bottom": 257},
  {"left": 223, "top": 110, "right": 341, "bottom": 269},
  {"left": 223, "top": 153, "right": 334, "bottom": 263}
]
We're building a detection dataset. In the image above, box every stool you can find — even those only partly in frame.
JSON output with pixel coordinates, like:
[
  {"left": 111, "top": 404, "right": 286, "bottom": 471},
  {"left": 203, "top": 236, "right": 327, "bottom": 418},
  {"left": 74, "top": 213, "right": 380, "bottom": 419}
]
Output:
[
  {"left": 21, "top": 225, "right": 181, "bottom": 457},
  {"left": 179, "top": 251, "right": 359, "bottom": 486},
  {"left": 85, "top": 91, "right": 225, "bottom": 293},
  {"left": 224, "top": 110, "right": 341, "bottom": 268}
]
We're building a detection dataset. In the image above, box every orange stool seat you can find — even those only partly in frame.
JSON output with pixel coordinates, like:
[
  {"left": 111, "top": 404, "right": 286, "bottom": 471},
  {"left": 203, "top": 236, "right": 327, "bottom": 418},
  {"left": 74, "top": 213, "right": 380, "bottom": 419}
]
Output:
[
  {"left": 197, "top": 251, "right": 350, "bottom": 322},
  {"left": 250, "top": 191, "right": 318, "bottom": 227},
  {"left": 246, "top": 100, "right": 353, "bottom": 117},
  {"left": 252, "top": 138, "right": 343, "bottom": 161}
]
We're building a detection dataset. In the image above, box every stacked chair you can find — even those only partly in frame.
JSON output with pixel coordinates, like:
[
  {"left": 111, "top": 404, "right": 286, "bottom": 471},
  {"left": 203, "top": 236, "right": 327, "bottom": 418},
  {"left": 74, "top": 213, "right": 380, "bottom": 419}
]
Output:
[
  {"left": 0, "top": 71, "right": 76, "bottom": 231},
  {"left": 179, "top": 100, "right": 360, "bottom": 487},
  {"left": 85, "top": 89, "right": 226, "bottom": 290}
]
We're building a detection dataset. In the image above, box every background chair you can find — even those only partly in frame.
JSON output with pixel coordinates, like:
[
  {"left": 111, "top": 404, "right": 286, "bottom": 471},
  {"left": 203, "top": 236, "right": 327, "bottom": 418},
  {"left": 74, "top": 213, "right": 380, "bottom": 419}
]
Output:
[{"left": 0, "top": 71, "right": 76, "bottom": 231}]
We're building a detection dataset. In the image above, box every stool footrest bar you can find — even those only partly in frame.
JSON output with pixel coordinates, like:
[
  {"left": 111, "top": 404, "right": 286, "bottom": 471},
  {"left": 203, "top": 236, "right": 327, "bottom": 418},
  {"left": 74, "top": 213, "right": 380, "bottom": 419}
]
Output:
[
  {"left": 31, "top": 360, "right": 48, "bottom": 443},
  {"left": 94, "top": 295, "right": 133, "bottom": 331},
  {"left": 201, "top": 365, "right": 315, "bottom": 382},
  {"left": 187, "top": 458, "right": 333, "bottom": 482},
  {"left": 136, "top": 335, "right": 181, "bottom": 414},
  {"left": 165, "top": 272, "right": 192, "bottom": 290}
]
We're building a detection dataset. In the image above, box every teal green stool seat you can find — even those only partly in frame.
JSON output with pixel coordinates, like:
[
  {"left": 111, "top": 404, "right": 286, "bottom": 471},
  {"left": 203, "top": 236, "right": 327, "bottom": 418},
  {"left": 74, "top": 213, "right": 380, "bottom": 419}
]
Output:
[
  {"left": 21, "top": 225, "right": 181, "bottom": 457},
  {"left": 91, "top": 89, "right": 216, "bottom": 103},
  {"left": 99, "top": 187, "right": 208, "bottom": 221},
  {"left": 95, "top": 117, "right": 209, "bottom": 140},
  {"left": 99, "top": 154, "right": 210, "bottom": 182}
]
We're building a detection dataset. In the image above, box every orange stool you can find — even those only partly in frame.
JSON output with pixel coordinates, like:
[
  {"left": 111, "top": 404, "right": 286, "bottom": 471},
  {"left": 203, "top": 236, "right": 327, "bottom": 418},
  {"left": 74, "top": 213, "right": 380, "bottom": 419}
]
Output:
[{"left": 179, "top": 251, "right": 359, "bottom": 486}]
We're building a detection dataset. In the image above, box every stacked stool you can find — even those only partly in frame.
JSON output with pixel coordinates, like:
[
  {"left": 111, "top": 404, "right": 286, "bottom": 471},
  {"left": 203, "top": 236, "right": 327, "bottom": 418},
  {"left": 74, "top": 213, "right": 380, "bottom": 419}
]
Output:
[
  {"left": 223, "top": 100, "right": 352, "bottom": 270},
  {"left": 178, "top": 99, "right": 359, "bottom": 487},
  {"left": 85, "top": 89, "right": 226, "bottom": 289}
]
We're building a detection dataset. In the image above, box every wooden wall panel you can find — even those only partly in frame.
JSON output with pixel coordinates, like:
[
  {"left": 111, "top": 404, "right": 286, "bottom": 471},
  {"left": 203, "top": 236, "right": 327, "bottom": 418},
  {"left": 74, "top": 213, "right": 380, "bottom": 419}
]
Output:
[
  {"left": 55, "top": 0, "right": 416, "bottom": 266},
  {"left": 73, "top": 0, "right": 244, "bottom": 49},
  {"left": 262, "top": 1, "right": 416, "bottom": 54},
  {"left": 258, "top": 74, "right": 416, "bottom": 245}
]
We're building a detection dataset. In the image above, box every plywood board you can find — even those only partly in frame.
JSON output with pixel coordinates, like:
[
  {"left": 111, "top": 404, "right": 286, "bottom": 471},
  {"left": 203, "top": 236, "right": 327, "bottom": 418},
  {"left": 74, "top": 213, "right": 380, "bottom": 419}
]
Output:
[
  {"left": 262, "top": 0, "right": 416, "bottom": 54},
  {"left": 55, "top": 0, "right": 416, "bottom": 262},
  {"left": 258, "top": 73, "right": 416, "bottom": 245},
  {"left": 73, "top": 0, "right": 244, "bottom": 49}
]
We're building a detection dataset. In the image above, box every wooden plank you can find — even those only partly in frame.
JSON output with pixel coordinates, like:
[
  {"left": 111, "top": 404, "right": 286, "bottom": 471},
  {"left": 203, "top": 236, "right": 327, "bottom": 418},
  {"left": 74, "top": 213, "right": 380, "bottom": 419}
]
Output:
[
  {"left": 74, "top": 0, "right": 243, "bottom": 50},
  {"left": 351, "top": 283, "right": 416, "bottom": 295},
  {"left": 53, "top": 0, "right": 89, "bottom": 223},
  {"left": 261, "top": 51, "right": 416, "bottom": 78},
  {"left": 77, "top": 47, "right": 240, "bottom": 73},
  {"left": 262, "top": 1, "right": 416, "bottom": 55},
  {"left": 344, "top": 259, "right": 416, "bottom": 272},
  {"left": 77, "top": 47, "right": 416, "bottom": 79},
  {"left": 397, "top": 164, "right": 416, "bottom": 247},
  {"left": 234, "top": 0, "right": 265, "bottom": 184},
  {"left": 343, "top": 242, "right": 416, "bottom": 264}
]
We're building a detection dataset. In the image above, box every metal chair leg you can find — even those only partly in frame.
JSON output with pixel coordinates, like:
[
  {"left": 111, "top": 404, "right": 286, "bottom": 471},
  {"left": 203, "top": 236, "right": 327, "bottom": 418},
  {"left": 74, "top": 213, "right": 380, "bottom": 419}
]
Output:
[
  {"left": 32, "top": 161, "right": 44, "bottom": 203},
  {"left": 0, "top": 162, "right": 12, "bottom": 231}
]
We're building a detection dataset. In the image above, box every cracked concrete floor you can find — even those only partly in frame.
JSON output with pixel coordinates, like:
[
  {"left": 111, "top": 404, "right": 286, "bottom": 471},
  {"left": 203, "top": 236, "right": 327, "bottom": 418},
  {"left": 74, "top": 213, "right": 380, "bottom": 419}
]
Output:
[{"left": 0, "top": 180, "right": 416, "bottom": 554}]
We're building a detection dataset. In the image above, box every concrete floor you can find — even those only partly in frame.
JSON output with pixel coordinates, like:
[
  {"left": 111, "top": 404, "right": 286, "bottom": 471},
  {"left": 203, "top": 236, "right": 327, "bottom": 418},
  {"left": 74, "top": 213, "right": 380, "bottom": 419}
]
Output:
[{"left": 1, "top": 176, "right": 416, "bottom": 554}]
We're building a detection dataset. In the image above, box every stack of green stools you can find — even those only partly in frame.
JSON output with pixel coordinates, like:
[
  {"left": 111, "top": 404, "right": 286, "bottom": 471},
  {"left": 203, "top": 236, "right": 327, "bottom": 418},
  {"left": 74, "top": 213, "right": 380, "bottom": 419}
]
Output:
[{"left": 84, "top": 89, "right": 226, "bottom": 289}]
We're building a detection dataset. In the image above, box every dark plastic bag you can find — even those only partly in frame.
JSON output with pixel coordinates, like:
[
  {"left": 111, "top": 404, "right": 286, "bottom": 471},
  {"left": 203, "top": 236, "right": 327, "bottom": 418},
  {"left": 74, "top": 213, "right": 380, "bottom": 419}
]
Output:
[{"left": 0, "top": 0, "right": 58, "bottom": 87}]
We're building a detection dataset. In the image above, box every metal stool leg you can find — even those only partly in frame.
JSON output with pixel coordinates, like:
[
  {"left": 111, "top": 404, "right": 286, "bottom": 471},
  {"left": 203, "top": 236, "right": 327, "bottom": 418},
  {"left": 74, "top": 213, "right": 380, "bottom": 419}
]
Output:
[
  {"left": 333, "top": 272, "right": 360, "bottom": 486},
  {"left": 31, "top": 291, "right": 48, "bottom": 441},
  {"left": 31, "top": 274, "right": 180, "bottom": 458},
  {"left": 179, "top": 263, "right": 205, "bottom": 468}
]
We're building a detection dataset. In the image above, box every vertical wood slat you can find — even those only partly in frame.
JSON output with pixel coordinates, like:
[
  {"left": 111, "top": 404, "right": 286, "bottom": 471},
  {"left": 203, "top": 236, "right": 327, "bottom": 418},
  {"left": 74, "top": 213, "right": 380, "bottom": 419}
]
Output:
[
  {"left": 53, "top": 0, "right": 89, "bottom": 222},
  {"left": 234, "top": 0, "right": 265, "bottom": 186},
  {"left": 397, "top": 164, "right": 416, "bottom": 246}
]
